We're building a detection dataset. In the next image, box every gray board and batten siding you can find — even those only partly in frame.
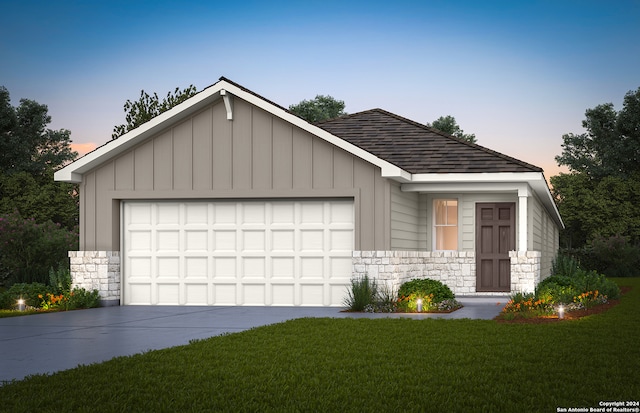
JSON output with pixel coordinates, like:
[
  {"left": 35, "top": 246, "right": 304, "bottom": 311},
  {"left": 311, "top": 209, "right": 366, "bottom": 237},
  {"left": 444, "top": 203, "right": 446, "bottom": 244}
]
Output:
[{"left": 79, "top": 98, "right": 391, "bottom": 253}]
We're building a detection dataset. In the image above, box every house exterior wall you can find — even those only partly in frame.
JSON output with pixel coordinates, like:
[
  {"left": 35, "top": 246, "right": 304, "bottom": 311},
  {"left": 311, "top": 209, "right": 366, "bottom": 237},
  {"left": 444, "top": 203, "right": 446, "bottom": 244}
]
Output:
[
  {"left": 529, "top": 194, "right": 560, "bottom": 281},
  {"left": 423, "top": 193, "right": 518, "bottom": 251},
  {"left": 78, "top": 98, "right": 391, "bottom": 253},
  {"left": 375, "top": 190, "right": 560, "bottom": 295},
  {"left": 390, "top": 182, "right": 422, "bottom": 250}
]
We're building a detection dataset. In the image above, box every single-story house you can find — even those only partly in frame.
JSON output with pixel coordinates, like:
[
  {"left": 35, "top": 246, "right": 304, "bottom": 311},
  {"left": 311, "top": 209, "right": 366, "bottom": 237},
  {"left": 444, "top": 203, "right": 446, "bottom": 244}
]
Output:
[{"left": 55, "top": 77, "right": 563, "bottom": 306}]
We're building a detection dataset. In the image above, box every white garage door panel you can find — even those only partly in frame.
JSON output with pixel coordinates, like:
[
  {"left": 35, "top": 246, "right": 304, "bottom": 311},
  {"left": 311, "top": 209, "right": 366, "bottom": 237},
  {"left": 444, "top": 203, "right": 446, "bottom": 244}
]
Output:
[{"left": 123, "top": 200, "right": 354, "bottom": 306}]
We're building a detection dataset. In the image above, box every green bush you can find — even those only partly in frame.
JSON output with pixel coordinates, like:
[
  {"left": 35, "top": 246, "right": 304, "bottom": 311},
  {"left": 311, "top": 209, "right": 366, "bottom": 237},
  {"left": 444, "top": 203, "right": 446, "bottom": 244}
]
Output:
[
  {"left": 551, "top": 254, "right": 581, "bottom": 278},
  {"left": 397, "top": 278, "right": 455, "bottom": 302},
  {"left": 572, "top": 270, "right": 621, "bottom": 300},
  {"left": 68, "top": 287, "right": 101, "bottom": 309},
  {"left": 49, "top": 264, "right": 72, "bottom": 294},
  {"left": 588, "top": 235, "right": 640, "bottom": 277},
  {"left": 396, "top": 278, "right": 456, "bottom": 312},
  {"left": 0, "top": 211, "right": 78, "bottom": 287},
  {"left": 343, "top": 275, "right": 377, "bottom": 311},
  {"left": 537, "top": 271, "right": 621, "bottom": 304},
  {"left": 535, "top": 277, "right": 578, "bottom": 304},
  {"left": 0, "top": 282, "right": 100, "bottom": 310},
  {"left": 0, "top": 282, "right": 50, "bottom": 309}
]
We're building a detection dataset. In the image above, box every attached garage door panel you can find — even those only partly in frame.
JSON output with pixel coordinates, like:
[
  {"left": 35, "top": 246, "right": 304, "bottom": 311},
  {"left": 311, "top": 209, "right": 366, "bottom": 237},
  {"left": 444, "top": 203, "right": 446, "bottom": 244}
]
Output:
[{"left": 123, "top": 200, "right": 354, "bottom": 306}]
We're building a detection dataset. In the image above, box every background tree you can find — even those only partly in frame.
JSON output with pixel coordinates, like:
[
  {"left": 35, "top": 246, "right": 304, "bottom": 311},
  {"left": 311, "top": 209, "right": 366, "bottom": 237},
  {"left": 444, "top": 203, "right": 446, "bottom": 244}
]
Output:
[
  {"left": 289, "top": 95, "right": 347, "bottom": 123},
  {"left": 428, "top": 115, "right": 477, "bottom": 143},
  {"left": 112, "top": 85, "right": 198, "bottom": 139},
  {"left": 0, "top": 86, "right": 77, "bottom": 176},
  {"left": 0, "top": 87, "right": 79, "bottom": 286},
  {"left": 555, "top": 87, "right": 640, "bottom": 180},
  {"left": 551, "top": 86, "right": 640, "bottom": 276},
  {"left": 0, "top": 86, "right": 78, "bottom": 229}
]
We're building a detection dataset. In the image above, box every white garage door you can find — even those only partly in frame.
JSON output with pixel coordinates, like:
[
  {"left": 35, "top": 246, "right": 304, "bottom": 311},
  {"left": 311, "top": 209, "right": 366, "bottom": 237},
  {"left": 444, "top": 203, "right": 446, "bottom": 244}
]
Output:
[{"left": 123, "top": 200, "right": 354, "bottom": 306}]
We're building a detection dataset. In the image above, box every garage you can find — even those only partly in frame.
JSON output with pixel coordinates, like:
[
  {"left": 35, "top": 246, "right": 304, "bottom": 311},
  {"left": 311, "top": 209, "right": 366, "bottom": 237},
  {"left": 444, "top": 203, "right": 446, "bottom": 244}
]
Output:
[{"left": 123, "top": 200, "right": 354, "bottom": 306}]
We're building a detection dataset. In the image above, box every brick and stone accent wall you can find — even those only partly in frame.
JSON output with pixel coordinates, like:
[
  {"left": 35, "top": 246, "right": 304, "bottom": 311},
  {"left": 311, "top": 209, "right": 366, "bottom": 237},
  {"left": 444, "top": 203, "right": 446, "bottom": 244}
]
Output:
[
  {"left": 509, "top": 251, "right": 542, "bottom": 294},
  {"left": 69, "top": 251, "right": 120, "bottom": 306},
  {"left": 353, "top": 250, "right": 542, "bottom": 296}
]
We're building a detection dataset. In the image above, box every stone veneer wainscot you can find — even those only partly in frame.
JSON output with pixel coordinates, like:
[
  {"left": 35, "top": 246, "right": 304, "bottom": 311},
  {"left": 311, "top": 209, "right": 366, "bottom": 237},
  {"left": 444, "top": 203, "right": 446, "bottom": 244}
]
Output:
[
  {"left": 69, "top": 251, "right": 120, "bottom": 306},
  {"left": 352, "top": 250, "right": 542, "bottom": 296}
]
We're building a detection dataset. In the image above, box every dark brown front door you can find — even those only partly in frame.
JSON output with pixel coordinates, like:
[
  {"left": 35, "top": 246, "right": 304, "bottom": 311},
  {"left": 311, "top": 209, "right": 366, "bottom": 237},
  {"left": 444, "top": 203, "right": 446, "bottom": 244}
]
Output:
[{"left": 476, "top": 203, "right": 515, "bottom": 292}]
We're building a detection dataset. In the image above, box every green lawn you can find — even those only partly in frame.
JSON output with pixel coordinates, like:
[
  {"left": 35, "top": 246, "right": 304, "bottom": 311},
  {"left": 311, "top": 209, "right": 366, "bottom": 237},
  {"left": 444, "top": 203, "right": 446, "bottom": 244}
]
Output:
[{"left": 1, "top": 278, "right": 638, "bottom": 412}]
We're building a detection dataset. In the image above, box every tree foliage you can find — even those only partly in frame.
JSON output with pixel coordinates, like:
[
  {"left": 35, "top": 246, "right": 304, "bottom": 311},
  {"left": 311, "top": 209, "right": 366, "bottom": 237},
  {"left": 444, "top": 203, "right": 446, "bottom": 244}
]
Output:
[
  {"left": 0, "top": 86, "right": 77, "bottom": 176},
  {"left": 0, "top": 87, "right": 79, "bottom": 230},
  {"left": 0, "top": 170, "right": 78, "bottom": 230},
  {"left": 551, "top": 173, "right": 640, "bottom": 248},
  {"left": 289, "top": 95, "right": 347, "bottom": 123},
  {"left": 0, "top": 211, "right": 78, "bottom": 286},
  {"left": 112, "top": 85, "right": 198, "bottom": 139},
  {"left": 428, "top": 115, "right": 477, "bottom": 143},
  {"left": 551, "top": 86, "right": 640, "bottom": 252},
  {"left": 555, "top": 87, "right": 640, "bottom": 180}
]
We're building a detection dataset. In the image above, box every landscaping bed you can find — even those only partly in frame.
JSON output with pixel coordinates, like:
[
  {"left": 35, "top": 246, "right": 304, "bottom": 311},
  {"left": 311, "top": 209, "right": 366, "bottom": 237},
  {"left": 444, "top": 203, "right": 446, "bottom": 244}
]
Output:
[
  {"left": 343, "top": 276, "right": 462, "bottom": 313},
  {"left": 495, "top": 285, "right": 631, "bottom": 323}
]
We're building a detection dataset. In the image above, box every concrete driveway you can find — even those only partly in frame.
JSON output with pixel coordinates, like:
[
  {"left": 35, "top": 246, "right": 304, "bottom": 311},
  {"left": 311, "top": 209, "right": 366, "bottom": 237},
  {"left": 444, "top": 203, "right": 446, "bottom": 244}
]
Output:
[{"left": 0, "top": 297, "right": 506, "bottom": 383}]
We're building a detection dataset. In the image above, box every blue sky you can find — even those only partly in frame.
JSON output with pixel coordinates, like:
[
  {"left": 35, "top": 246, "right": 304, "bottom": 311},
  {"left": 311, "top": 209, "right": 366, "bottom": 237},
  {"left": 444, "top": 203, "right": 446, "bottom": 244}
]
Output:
[{"left": 2, "top": 0, "right": 639, "bottom": 177}]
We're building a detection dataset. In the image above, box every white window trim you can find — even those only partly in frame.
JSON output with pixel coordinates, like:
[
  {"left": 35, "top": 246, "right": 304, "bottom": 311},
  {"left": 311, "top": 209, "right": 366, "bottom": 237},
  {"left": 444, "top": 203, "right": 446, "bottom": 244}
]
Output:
[{"left": 432, "top": 198, "right": 459, "bottom": 251}]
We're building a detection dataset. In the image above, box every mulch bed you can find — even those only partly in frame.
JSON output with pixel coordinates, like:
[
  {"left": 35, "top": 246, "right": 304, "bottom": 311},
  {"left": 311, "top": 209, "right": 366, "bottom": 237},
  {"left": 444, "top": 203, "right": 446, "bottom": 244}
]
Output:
[{"left": 495, "top": 286, "right": 632, "bottom": 324}]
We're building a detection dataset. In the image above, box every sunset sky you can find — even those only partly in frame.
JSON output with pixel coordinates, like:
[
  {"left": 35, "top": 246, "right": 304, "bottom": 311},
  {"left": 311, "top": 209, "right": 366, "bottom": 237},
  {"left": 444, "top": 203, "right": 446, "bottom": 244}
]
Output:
[{"left": 2, "top": 0, "right": 639, "bottom": 179}]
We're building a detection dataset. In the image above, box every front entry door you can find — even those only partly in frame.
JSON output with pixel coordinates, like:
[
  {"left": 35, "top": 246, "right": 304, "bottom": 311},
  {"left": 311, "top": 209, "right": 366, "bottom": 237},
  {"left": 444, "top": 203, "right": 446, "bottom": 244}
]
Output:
[{"left": 476, "top": 203, "right": 515, "bottom": 292}]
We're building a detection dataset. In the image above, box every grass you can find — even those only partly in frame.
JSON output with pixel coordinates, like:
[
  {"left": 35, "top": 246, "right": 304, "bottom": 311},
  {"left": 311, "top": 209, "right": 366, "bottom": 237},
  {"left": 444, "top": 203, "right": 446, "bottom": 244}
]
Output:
[
  {"left": 1, "top": 278, "right": 638, "bottom": 412},
  {"left": 0, "top": 309, "right": 44, "bottom": 318}
]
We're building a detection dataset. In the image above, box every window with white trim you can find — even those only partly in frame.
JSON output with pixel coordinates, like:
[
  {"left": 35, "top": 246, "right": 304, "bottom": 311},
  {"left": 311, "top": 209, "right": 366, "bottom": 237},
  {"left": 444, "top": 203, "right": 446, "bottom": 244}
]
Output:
[{"left": 433, "top": 199, "right": 458, "bottom": 250}]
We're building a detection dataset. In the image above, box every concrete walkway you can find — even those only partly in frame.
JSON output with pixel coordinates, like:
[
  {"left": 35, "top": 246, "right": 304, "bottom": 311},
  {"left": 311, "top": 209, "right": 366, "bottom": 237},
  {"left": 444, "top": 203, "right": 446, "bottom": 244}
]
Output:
[{"left": 0, "top": 297, "right": 506, "bottom": 383}]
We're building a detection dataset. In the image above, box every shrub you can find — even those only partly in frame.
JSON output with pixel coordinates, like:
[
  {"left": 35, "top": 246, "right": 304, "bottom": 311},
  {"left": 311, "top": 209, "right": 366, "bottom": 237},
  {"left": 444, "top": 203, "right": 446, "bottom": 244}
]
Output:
[
  {"left": 536, "top": 276, "right": 579, "bottom": 304},
  {"left": 396, "top": 278, "right": 456, "bottom": 313},
  {"left": 0, "top": 282, "right": 50, "bottom": 309},
  {"left": 0, "top": 211, "right": 78, "bottom": 287},
  {"left": 68, "top": 287, "right": 101, "bottom": 309},
  {"left": 504, "top": 264, "right": 622, "bottom": 318},
  {"left": 397, "top": 278, "right": 455, "bottom": 302},
  {"left": 572, "top": 270, "right": 621, "bottom": 300},
  {"left": 49, "top": 264, "right": 72, "bottom": 295},
  {"left": 588, "top": 235, "right": 640, "bottom": 277},
  {"left": 0, "top": 282, "right": 100, "bottom": 311},
  {"left": 551, "top": 254, "right": 581, "bottom": 278},
  {"left": 343, "top": 275, "right": 377, "bottom": 311}
]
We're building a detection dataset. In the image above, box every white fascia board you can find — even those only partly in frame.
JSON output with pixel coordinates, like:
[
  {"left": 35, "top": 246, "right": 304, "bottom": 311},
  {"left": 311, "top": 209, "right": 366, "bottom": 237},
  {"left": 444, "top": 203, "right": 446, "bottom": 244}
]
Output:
[
  {"left": 408, "top": 172, "right": 543, "bottom": 183},
  {"left": 54, "top": 84, "right": 228, "bottom": 183},
  {"left": 401, "top": 181, "right": 530, "bottom": 194},
  {"left": 218, "top": 83, "right": 412, "bottom": 182}
]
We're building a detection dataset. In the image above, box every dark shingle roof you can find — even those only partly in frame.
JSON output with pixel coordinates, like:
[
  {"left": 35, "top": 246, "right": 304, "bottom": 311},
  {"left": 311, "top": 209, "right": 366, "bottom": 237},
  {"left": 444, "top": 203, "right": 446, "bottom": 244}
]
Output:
[{"left": 316, "top": 109, "right": 542, "bottom": 174}]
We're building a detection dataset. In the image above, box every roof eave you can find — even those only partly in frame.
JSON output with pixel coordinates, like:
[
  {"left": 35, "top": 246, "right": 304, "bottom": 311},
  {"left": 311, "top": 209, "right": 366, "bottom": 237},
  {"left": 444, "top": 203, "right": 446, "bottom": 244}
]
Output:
[
  {"left": 55, "top": 79, "right": 407, "bottom": 184},
  {"left": 402, "top": 172, "right": 564, "bottom": 229},
  {"left": 54, "top": 84, "right": 229, "bottom": 183}
]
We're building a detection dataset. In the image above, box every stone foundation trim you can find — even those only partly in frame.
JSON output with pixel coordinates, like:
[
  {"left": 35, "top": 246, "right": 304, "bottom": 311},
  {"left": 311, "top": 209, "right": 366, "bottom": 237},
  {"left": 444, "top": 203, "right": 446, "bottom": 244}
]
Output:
[
  {"left": 352, "top": 251, "right": 477, "bottom": 296},
  {"left": 353, "top": 250, "right": 542, "bottom": 296},
  {"left": 69, "top": 251, "right": 120, "bottom": 306},
  {"left": 509, "top": 250, "right": 542, "bottom": 294}
]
